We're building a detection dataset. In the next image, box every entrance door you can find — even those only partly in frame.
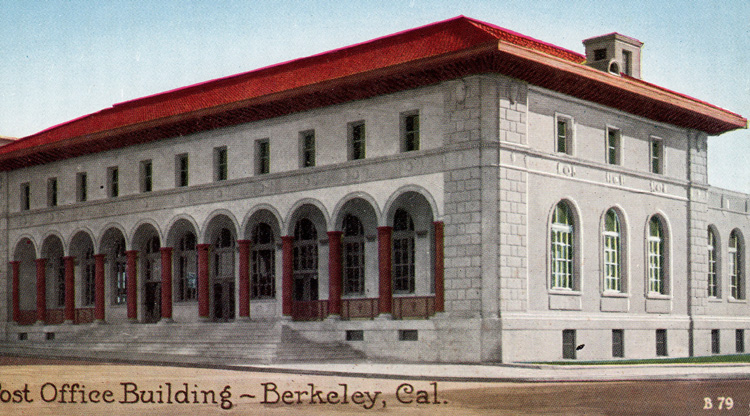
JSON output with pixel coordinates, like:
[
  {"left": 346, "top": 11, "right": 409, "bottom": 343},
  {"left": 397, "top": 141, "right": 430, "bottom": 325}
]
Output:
[
  {"left": 143, "top": 236, "right": 161, "bottom": 323},
  {"left": 212, "top": 228, "right": 235, "bottom": 321},
  {"left": 213, "top": 280, "right": 235, "bottom": 321},
  {"left": 144, "top": 282, "right": 161, "bottom": 323}
]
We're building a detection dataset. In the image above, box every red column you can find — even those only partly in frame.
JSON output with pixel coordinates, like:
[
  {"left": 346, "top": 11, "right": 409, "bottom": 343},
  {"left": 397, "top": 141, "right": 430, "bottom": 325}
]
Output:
[
  {"left": 377, "top": 226, "right": 393, "bottom": 316},
  {"left": 281, "top": 236, "right": 294, "bottom": 317},
  {"left": 197, "top": 244, "right": 210, "bottom": 319},
  {"left": 160, "top": 247, "right": 173, "bottom": 321},
  {"left": 327, "top": 231, "right": 343, "bottom": 317},
  {"left": 63, "top": 256, "right": 76, "bottom": 323},
  {"left": 94, "top": 254, "right": 106, "bottom": 322},
  {"left": 434, "top": 221, "right": 445, "bottom": 313},
  {"left": 35, "top": 258, "right": 47, "bottom": 324},
  {"left": 237, "top": 240, "right": 251, "bottom": 319},
  {"left": 10, "top": 261, "right": 20, "bottom": 323},
  {"left": 125, "top": 250, "right": 138, "bottom": 321}
]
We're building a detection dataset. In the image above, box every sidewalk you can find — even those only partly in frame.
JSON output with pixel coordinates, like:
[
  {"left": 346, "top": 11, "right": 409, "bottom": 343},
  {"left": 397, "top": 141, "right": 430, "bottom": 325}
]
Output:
[{"left": 244, "top": 361, "right": 750, "bottom": 382}]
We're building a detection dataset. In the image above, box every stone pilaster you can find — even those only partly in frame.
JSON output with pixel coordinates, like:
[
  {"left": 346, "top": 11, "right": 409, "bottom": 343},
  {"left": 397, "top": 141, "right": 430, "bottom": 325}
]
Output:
[{"left": 687, "top": 130, "right": 709, "bottom": 355}]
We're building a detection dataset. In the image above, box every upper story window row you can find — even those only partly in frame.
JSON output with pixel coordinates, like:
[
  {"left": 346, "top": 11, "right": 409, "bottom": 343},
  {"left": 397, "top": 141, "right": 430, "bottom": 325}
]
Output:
[
  {"left": 553, "top": 113, "right": 667, "bottom": 175},
  {"left": 17, "top": 111, "right": 421, "bottom": 211}
]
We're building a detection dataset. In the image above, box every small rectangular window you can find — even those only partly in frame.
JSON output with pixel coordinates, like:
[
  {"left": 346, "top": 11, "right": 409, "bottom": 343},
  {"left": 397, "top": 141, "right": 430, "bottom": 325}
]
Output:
[
  {"left": 555, "top": 115, "right": 573, "bottom": 155},
  {"left": 711, "top": 329, "right": 720, "bottom": 354},
  {"left": 47, "top": 178, "right": 58, "bottom": 207},
  {"left": 622, "top": 50, "right": 633, "bottom": 76},
  {"left": 650, "top": 137, "right": 663, "bottom": 174},
  {"left": 612, "top": 329, "right": 624, "bottom": 358},
  {"left": 108, "top": 167, "right": 119, "bottom": 198},
  {"left": 20, "top": 183, "right": 30, "bottom": 211},
  {"left": 656, "top": 329, "right": 668, "bottom": 356},
  {"left": 76, "top": 172, "right": 87, "bottom": 202},
  {"left": 562, "top": 329, "right": 576, "bottom": 359},
  {"left": 140, "top": 160, "right": 153, "bottom": 193},
  {"left": 401, "top": 111, "right": 420, "bottom": 152},
  {"left": 300, "top": 130, "right": 316, "bottom": 168},
  {"left": 176, "top": 153, "right": 189, "bottom": 187},
  {"left": 214, "top": 147, "right": 228, "bottom": 181},
  {"left": 594, "top": 48, "right": 607, "bottom": 61},
  {"left": 606, "top": 127, "right": 620, "bottom": 165},
  {"left": 399, "top": 330, "right": 418, "bottom": 341},
  {"left": 346, "top": 330, "right": 364, "bottom": 341},
  {"left": 737, "top": 329, "right": 745, "bottom": 353},
  {"left": 255, "top": 139, "right": 270, "bottom": 175},
  {"left": 348, "top": 121, "right": 366, "bottom": 160}
]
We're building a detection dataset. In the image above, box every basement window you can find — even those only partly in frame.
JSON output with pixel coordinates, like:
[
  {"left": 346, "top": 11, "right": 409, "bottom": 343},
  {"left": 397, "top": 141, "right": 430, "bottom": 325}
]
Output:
[{"left": 398, "top": 330, "right": 418, "bottom": 341}]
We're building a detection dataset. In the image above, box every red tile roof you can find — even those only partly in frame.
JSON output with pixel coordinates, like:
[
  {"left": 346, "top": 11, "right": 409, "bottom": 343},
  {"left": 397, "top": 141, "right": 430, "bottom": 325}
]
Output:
[{"left": 0, "top": 16, "right": 745, "bottom": 170}]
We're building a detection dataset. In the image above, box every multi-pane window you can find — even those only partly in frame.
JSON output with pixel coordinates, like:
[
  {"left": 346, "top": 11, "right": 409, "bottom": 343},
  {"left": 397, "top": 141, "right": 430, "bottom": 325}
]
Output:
[
  {"left": 708, "top": 228, "right": 719, "bottom": 298},
  {"left": 176, "top": 154, "right": 189, "bottom": 187},
  {"left": 555, "top": 116, "right": 573, "bottom": 155},
  {"left": 729, "top": 230, "right": 744, "bottom": 299},
  {"left": 82, "top": 247, "right": 96, "bottom": 306},
  {"left": 650, "top": 137, "right": 663, "bottom": 174},
  {"left": 606, "top": 127, "right": 620, "bottom": 165},
  {"left": 113, "top": 238, "right": 127, "bottom": 305},
  {"left": 551, "top": 202, "right": 574, "bottom": 290},
  {"left": 76, "top": 172, "right": 87, "bottom": 202},
  {"left": 612, "top": 329, "right": 624, "bottom": 358},
  {"left": 251, "top": 223, "right": 276, "bottom": 299},
  {"left": 342, "top": 214, "right": 365, "bottom": 296},
  {"left": 393, "top": 209, "right": 416, "bottom": 294},
  {"left": 47, "top": 178, "right": 58, "bottom": 207},
  {"left": 176, "top": 233, "right": 197, "bottom": 302},
  {"left": 300, "top": 131, "right": 316, "bottom": 168},
  {"left": 603, "top": 209, "right": 622, "bottom": 291},
  {"left": 656, "top": 329, "right": 668, "bottom": 356},
  {"left": 737, "top": 329, "right": 745, "bottom": 353},
  {"left": 255, "top": 139, "right": 270, "bottom": 175},
  {"left": 648, "top": 216, "right": 666, "bottom": 294},
  {"left": 108, "top": 167, "right": 119, "bottom": 198},
  {"left": 401, "top": 111, "right": 420, "bottom": 152},
  {"left": 140, "top": 160, "right": 153, "bottom": 192},
  {"left": 562, "top": 329, "right": 576, "bottom": 359},
  {"left": 349, "top": 121, "right": 366, "bottom": 160},
  {"left": 214, "top": 146, "right": 228, "bottom": 181},
  {"left": 293, "top": 219, "right": 318, "bottom": 301},
  {"left": 20, "top": 182, "right": 30, "bottom": 211}
]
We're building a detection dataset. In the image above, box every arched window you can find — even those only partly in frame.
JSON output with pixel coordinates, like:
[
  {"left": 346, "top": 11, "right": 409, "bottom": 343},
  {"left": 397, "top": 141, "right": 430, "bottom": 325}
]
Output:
[
  {"left": 707, "top": 228, "right": 719, "bottom": 298},
  {"left": 729, "top": 230, "right": 744, "bottom": 300},
  {"left": 113, "top": 238, "right": 127, "bottom": 305},
  {"left": 82, "top": 246, "right": 96, "bottom": 306},
  {"left": 603, "top": 209, "right": 622, "bottom": 292},
  {"left": 647, "top": 216, "right": 666, "bottom": 294},
  {"left": 393, "top": 209, "right": 416, "bottom": 294},
  {"left": 551, "top": 202, "right": 574, "bottom": 289},
  {"left": 176, "top": 232, "right": 197, "bottom": 301},
  {"left": 342, "top": 214, "right": 365, "bottom": 296},
  {"left": 293, "top": 219, "right": 318, "bottom": 301},
  {"left": 251, "top": 223, "right": 276, "bottom": 299}
]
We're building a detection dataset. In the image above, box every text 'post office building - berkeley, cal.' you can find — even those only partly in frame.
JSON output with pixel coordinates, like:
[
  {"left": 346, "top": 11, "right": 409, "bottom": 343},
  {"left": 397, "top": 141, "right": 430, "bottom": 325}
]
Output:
[{"left": 0, "top": 16, "right": 747, "bottom": 363}]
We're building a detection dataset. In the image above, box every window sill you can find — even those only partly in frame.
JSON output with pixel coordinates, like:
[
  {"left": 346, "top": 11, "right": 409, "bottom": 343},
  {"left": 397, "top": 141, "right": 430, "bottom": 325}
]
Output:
[
  {"left": 708, "top": 297, "right": 723, "bottom": 303},
  {"left": 728, "top": 298, "right": 747, "bottom": 304},
  {"left": 646, "top": 293, "right": 672, "bottom": 300},
  {"left": 548, "top": 289, "right": 581, "bottom": 296},
  {"left": 602, "top": 290, "right": 629, "bottom": 298}
]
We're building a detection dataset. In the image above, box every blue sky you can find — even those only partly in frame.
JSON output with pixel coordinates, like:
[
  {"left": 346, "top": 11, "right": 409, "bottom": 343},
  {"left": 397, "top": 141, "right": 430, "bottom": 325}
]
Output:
[{"left": 1, "top": 0, "right": 747, "bottom": 192}]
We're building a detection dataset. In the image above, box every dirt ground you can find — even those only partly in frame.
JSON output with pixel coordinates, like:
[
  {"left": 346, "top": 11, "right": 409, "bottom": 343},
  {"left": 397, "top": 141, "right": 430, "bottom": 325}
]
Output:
[{"left": 0, "top": 356, "right": 747, "bottom": 415}]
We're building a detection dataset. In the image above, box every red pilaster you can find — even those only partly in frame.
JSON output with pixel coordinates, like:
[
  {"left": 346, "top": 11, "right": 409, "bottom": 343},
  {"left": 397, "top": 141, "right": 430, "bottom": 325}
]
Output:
[
  {"left": 434, "top": 221, "right": 445, "bottom": 313},
  {"left": 35, "top": 258, "right": 47, "bottom": 324},
  {"left": 281, "top": 236, "right": 294, "bottom": 317},
  {"left": 160, "top": 247, "right": 173, "bottom": 320},
  {"left": 237, "top": 240, "right": 251, "bottom": 318},
  {"left": 125, "top": 250, "right": 138, "bottom": 321},
  {"left": 327, "top": 231, "right": 343, "bottom": 317},
  {"left": 94, "top": 254, "right": 106, "bottom": 321},
  {"left": 63, "top": 256, "right": 76, "bottom": 322},
  {"left": 10, "top": 261, "right": 20, "bottom": 323},
  {"left": 377, "top": 226, "right": 393, "bottom": 315},
  {"left": 197, "top": 244, "right": 210, "bottom": 318}
]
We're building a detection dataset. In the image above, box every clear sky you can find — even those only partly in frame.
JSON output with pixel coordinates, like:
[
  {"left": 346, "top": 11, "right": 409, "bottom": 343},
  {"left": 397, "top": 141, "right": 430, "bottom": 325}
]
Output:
[{"left": 1, "top": 0, "right": 748, "bottom": 192}]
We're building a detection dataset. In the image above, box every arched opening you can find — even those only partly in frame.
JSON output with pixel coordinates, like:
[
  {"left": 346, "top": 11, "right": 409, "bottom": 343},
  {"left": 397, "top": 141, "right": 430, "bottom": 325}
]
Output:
[
  {"left": 13, "top": 238, "right": 37, "bottom": 325},
  {"left": 293, "top": 218, "right": 318, "bottom": 302},
  {"left": 41, "top": 235, "right": 65, "bottom": 323},
  {"left": 212, "top": 227, "right": 235, "bottom": 321},
  {"left": 251, "top": 223, "right": 276, "bottom": 300},
  {"left": 133, "top": 223, "right": 161, "bottom": 323}
]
